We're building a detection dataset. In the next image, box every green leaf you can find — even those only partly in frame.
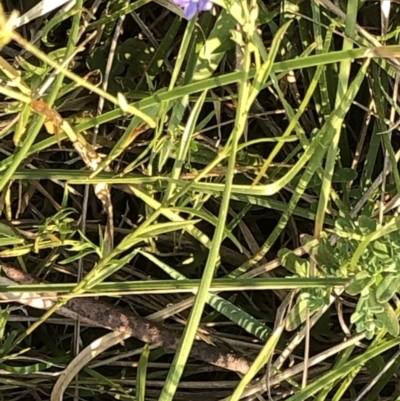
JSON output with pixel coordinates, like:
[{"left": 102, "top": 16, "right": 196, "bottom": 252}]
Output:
[
  {"left": 376, "top": 302, "right": 400, "bottom": 337},
  {"left": 60, "top": 249, "right": 98, "bottom": 264},
  {"left": 301, "top": 234, "right": 338, "bottom": 269},
  {"left": 192, "top": 9, "right": 236, "bottom": 81},
  {"left": 332, "top": 167, "right": 357, "bottom": 183},
  {"left": 358, "top": 215, "right": 377, "bottom": 235},
  {"left": 286, "top": 299, "right": 308, "bottom": 331},
  {"left": 346, "top": 271, "right": 374, "bottom": 295},
  {"left": 278, "top": 248, "right": 309, "bottom": 276},
  {"left": 334, "top": 218, "right": 359, "bottom": 239},
  {"left": 0, "top": 221, "right": 24, "bottom": 239},
  {"left": 148, "top": 17, "right": 180, "bottom": 78},
  {"left": 0, "top": 307, "right": 11, "bottom": 341},
  {"left": 371, "top": 240, "right": 390, "bottom": 260},
  {"left": 0, "top": 359, "right": 63, "bottom": 374},
  {"left": 136, "top": 344, "right": 150, "bottom": 401},
  {"left": 350, "top": 311, "right": 363, "bottom": 324},
  {"left": 138, "top": 220, "right": 202, "bottom": 239},
  {"left": 365, "top": 329, "right": 375, "bottom": 340},
  {"left": 158, "top": 137, "right": 173, "bottom": 171},
  {"left": 0, "top": 330, "right": 23, "bottom": 360},
  {"left": 368, "top": 305, "right": 385, "bottom": 314},
  {"left": 140, "top": 251, "right": 271, "bottom": 341},
  {"left": 376, "top": 274, "right": 400, "bottom": 303},
  {"left": 122, "top": 39, "right": 156, "bottom": 78},
  {"left": 363, "top": 353, "right": 400, "bottom": 401}
]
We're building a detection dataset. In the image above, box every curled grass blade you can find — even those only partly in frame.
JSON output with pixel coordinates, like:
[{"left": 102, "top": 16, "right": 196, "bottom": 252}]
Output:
[{"left": 232, "top": 58, "right": 370, "bottom": 276}]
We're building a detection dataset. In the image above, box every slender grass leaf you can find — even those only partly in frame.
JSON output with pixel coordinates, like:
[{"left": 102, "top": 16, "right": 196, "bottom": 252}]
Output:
[
  {"left": 136, "top": 344, "right": 150, "bottom": 401},
  {"left": 192, "top": 9, "right": 236, "bottom": 81},
  {"left": 141, "top": 250, "right": 270, "bottom": 341}
]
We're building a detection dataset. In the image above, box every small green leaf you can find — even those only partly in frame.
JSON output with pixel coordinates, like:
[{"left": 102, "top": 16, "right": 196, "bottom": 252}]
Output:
[
  {"left": 358, "top": 215, "right": 377, "bottom": 235},
  {"left": 286, "top": 299, "right": 308, "bottom": 331},
  {"left": 335, "top": 218, "right": 356, "bottom": 234},
  {"left": 192, "top": 9, "right": 236, "bottom": 81},
  {"left": 346, "top": 271, "right": 374, "bottom": 295},
  {"left": 301, "top": 234, "right": 338, "bottom": 268},
  {"left": 0, "top": 330, "right": 22, "bottom": 357},
  {"left": 0, "top": 221, "right": 23, "bottom": 239},
  {"left": 350, "top": 311, "right": 363, "bottom": 324},
  {"left": 122, "top": 39, "right": 156, "bottom": 78},
  {"left": 357, "top": 320, "right": 365, "bottom": 332},
  {"left": 376, "top": 275, "right": 400, "bottom": 303},
  {"left": 365, "top": 355, "right": 385, "bottom": 375},
  {"left": 0, "top": 247, "right": 31, "bottom": 257},
  {"left": 278, "top": 248, "right": 309, "bottom": 276},
  {"left": 335, "top": 218, "right": 363, "bottom": 241},
  {"left": 365, "top": 329, "right": 375, "bottom": 340},
  {"left": 371, "top": 240, "right": 390, "bottom": 260},
  {"left": 368, "top": 305, "right": 385, "bottom": 314},
  {"left": 332, "top": 167, "right": 357, "bottom": 183},
  {"left": 376, "top": 302, "right": 400, "bottom": 337}
]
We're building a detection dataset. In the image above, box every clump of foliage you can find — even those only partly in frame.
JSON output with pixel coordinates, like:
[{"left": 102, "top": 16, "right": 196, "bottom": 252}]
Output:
[{"left": 281, "top": 215, "right": 400, "bottom": 340}]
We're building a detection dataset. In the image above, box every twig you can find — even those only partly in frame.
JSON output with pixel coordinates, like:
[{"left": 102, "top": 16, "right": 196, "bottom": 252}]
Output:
[{"left": 0, "top": 262, "right": 251, "bottom": 374}]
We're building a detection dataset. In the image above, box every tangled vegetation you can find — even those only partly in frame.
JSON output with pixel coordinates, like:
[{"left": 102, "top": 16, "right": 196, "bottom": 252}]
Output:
[{"left": 1, "top": 0, "right": 400, "bottom": 400}]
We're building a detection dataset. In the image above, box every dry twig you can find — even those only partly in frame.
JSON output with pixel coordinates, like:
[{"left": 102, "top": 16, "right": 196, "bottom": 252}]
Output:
[{"left": 0, "top": 262, "right": 251, "bottom": 374}]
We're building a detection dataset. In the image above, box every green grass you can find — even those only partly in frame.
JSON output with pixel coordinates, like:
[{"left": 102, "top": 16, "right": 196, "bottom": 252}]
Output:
[{"left": 1, "top": 0, "right": 400, "bottom": 400}]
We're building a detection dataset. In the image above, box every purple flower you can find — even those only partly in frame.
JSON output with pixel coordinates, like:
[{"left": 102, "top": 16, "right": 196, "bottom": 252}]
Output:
[{"left": 173, "top": 0, "right": 212, "bottom": 19}]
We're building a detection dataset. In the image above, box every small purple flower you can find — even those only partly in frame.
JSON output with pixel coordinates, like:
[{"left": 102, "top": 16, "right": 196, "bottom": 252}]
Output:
[{"left": 173, "top": 0, "right": 213, "bottom": 20}]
